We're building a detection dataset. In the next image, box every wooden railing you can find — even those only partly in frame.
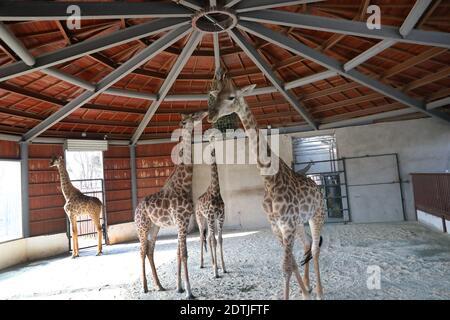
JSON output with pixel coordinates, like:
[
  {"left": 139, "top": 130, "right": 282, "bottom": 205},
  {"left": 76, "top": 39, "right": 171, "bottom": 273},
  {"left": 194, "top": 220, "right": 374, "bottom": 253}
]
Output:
[{"left": 411, "top": 173, "right": 450, "bottom": 220}]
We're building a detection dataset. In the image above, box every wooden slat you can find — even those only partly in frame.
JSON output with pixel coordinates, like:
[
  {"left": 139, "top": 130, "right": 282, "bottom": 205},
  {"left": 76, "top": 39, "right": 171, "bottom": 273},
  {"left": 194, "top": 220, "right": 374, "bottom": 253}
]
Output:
[
  {"left": 404, "top": 66, "right": 450, "bottom": 91},
  {"left": 383, "top": 47, "right": 448, "bottom": 79}
]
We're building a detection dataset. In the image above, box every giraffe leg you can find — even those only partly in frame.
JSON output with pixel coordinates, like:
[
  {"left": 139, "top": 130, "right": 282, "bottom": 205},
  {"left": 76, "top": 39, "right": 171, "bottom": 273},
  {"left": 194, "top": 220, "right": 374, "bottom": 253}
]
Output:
[
  {"left": 94, "top": 211, "right": 103, "bottom": 256},
  {"left": 217, "top": 212, "right": 226, "bottom": 273},
  {"left": 146, "top": 224, "right": 165, "bottom": 291},
  {"left": 176, "top": 243, "right": 184, "bottom": 293},
  {"left": 297, "top": 224, "right": 311, "bottom": 293},
  {"left": 196, "top": 214, "right": 206, "bottom": 269},
  {"left": 270, "top": 221, "right": 283, "bottom": 245},
  {"left": 138, "top": 227, "right": 150, "bottom": 293},
  {"left": 281, "top": 229, "right": 309, "bottom": 300},
  {"left": 178, "top": 225, "right": 195, "bottom": 299},
  {"left": 207, "top": 219, "right": 219, "bottom": 278},
  {"left": 309, "top": 212, "right": 325, "bottom": 300},
  {"left": 70, "top": 216, "right": 79, "bottom": 258}
]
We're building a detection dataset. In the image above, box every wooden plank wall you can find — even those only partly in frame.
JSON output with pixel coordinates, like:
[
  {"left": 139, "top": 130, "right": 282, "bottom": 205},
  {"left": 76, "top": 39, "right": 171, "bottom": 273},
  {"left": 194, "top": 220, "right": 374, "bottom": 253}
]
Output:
[
  {"left": 0, "top": 140, "right": 19, "bottom": 159},
  {"left": 136, "top": 143, "right": 176, "bottom": 202},
  {"left": 103, "top": 146, "right": 133, "bottom": 225},
  {"left": 28, "top": 144, "right": 66, "bottom": 236}
]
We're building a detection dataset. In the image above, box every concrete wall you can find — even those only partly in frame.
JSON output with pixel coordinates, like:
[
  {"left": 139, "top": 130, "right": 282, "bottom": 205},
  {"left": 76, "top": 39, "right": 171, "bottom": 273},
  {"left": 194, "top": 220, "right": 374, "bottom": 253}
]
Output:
[
  {"left": 417, "top": 210, "right": 449, "bottom": 234},
  {"left": 334, "top": 118, "right": 450, "bottom": 222},
  {"left": 0, "top": 233, "right": 68, "bottom": 271}
]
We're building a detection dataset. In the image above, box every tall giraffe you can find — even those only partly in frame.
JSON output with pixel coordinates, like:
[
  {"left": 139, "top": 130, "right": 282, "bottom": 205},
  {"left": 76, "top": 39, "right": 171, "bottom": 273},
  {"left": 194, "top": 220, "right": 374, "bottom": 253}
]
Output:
[
  {"left": 195, "top": 136, "right": 226, "bottom": 278},
  {"left": 134, "top": 111, "right": 207, "bottom": 299},
  {"left": 50, "top": 156, "right": 103, "bottom": 258},
  {"left": 207, "top": 77, "right": 325, "bottom": 300}
]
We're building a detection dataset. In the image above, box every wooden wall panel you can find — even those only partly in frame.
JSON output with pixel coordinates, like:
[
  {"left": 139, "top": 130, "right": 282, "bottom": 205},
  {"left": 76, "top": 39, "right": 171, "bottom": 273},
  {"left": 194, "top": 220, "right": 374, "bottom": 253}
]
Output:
[
  {"left": 0, "top": 140, "right": 19, "bottom": 159},
  {"left": 28, "top": 144, "right": 66, "bottom": 236},
  {"left": 136, "top": 143, "right": 175, "bottom": 200},
  {"left": 103, "top": 146, "right": 132, "bottom": 225}
]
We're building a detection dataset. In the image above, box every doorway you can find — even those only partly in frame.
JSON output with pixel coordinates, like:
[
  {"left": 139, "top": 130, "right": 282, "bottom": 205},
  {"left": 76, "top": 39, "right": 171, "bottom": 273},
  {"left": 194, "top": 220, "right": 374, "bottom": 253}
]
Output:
[{"left": 65, "top": 151, "right": 108, "bottom": 250}]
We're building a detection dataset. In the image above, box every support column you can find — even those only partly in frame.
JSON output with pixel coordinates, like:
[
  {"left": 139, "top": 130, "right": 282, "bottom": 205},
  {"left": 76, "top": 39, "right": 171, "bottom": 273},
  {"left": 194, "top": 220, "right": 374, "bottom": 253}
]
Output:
[
  {"left": 20, "top": 142, "right": 29, "bottom": 238},
  {"left": 129, "top": 144, "right": 138, "bottom": 212}
]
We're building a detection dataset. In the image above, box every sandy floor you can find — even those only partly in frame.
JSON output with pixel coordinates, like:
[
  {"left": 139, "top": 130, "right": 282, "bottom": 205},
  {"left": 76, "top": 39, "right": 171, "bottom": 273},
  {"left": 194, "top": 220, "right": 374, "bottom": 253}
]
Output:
[{"left": 0, "top": 222, "right": 449, "bottom": 300}]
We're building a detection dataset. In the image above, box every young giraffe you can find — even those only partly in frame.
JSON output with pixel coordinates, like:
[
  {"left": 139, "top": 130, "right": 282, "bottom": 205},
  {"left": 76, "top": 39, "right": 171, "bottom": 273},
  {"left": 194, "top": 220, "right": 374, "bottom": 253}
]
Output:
[
  {"left": 195, "top": 136, "right": 226, "bottom": 278},
  {"left": 208, "top": 77, "right": 325, "bottom": 300},
  {"left": 50, "top": 156, "right": 103, "bottom": 258},
  {"left": 134, "top": 111, "right": 207, "bottom": 299}
]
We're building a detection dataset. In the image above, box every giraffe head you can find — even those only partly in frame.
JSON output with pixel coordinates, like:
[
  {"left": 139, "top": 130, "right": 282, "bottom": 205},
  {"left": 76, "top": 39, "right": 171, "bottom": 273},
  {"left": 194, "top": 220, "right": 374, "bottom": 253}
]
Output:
[
  {"left": 49, "top": 155, "right": 63, "bottom": 168},
  {"left": 207, "top": 75, "right": 256, "bottom": 123},
  {"left": 179, "top": 111, "right": 208, "bottom": 131}
]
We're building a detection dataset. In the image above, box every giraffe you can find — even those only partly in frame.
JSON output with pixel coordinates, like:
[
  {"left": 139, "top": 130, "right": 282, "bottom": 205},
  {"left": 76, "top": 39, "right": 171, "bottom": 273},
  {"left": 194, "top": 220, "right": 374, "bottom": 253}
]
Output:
[
  {"left": 207, "top": 76, "right": 325, "bottom": 300},
  {"left": 195, "top": 136, "right": 226, "bottom": 278},
  {"left": 134, "top": 111, "right": 207, "bottom": 299},
  {"left": 50, "top": 156, "right": 103, "bottom": 258}
]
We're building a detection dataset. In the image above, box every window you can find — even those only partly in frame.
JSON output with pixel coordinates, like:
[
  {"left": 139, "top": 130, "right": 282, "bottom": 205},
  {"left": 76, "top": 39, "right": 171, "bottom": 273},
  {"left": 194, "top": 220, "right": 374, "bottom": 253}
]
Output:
[
  {"left": 65, "top": 151, "right": 104, "bottom": 196},
  {"left": 0, "top": 160, "right": 22, "bottom": 242}
]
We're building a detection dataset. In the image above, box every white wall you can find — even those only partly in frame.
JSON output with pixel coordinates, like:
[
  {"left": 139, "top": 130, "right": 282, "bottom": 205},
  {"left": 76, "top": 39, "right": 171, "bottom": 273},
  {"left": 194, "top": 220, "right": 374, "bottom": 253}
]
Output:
[
  {"left": 334, "top": 118, "right": 450, "bottom": 222},
  {"left": 417, "top": 210, "right": 449, "bottom": 234},
  {"left": 0, "top": 233, "right": 68, "bottom": 271}
]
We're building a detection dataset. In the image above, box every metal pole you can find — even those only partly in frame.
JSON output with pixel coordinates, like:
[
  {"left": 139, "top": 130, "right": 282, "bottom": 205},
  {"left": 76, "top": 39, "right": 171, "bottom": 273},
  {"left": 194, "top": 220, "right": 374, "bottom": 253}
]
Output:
[
  {"left": 20, "top": 142, "right": 30, "bottom": 237},
  {"left": 130, "top": 144, "right": 138, "bottom": 211},
  {"left": 342, "top": 158, "right": 351, "bottom": 223},
  {"left": 395, "top": 153, "right": 407, "bottom": 221}
]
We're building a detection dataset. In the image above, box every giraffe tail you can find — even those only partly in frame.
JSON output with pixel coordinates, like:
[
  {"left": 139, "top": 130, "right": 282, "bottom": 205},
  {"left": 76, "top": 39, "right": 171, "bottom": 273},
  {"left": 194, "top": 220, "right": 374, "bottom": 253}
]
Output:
[
  {"left": 300, "top": 236, "right": 322, "bottom": 266},
  {"left": 203, "top": 228, "right": 208, "bottom": 252}
]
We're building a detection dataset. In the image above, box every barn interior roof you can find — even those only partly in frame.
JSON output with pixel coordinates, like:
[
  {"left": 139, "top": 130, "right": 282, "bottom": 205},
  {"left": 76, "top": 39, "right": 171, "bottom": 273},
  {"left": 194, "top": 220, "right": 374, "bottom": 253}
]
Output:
[{"left": 0, "top": 0, "right": 449, "bottom": 143}]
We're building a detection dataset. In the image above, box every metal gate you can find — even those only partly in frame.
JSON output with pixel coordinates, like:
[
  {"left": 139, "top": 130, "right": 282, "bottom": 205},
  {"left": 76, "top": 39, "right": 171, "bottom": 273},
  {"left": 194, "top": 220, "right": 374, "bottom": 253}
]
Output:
[
  {"left": 294, "top": 158, "right": 350, "bottom": 222},
  {"left": 66, "top": 178, "right": 108, "bottom": 251},
  {"left": 293, "top": 154, "right": 406, "bottom": 223}
]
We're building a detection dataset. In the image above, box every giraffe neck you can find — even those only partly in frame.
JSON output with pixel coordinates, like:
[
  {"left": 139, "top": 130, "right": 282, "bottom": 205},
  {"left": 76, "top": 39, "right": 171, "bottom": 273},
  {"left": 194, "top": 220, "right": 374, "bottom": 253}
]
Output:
[
  {"left": 57, "top": 163, "right": 79, "bottom": 200},
  {"left": 235, "top": 98, "right": 278, "bottom": 172},
  {"left": 164, "top": 126, "right": 194, "bottom": 193},
  {"left": 209, "top": 154, "right": 220, "bottom": 195}
]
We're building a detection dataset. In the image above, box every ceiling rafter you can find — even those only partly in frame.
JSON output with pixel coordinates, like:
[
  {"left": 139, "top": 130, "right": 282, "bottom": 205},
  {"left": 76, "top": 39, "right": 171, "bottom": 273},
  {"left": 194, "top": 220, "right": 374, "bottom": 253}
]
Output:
[
  {"left": 237, "top": 20, "right": 450, "bottom": 123},
  {"left": 23, "top": 25, "right": 192, "bottom": 142}
]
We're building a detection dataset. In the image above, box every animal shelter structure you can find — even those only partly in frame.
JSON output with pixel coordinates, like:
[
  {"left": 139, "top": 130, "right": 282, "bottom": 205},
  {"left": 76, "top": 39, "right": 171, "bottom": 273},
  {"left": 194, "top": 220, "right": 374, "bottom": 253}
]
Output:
[{"left": 0, "top": 0, "right": 449, "bottom": 300}]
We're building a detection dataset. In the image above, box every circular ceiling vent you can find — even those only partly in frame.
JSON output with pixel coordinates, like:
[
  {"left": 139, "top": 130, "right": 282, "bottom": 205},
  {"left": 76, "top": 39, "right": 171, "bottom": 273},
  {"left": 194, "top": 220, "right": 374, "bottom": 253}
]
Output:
[{"left": 192, "top": 8, "right": 237, "bottom": 33}]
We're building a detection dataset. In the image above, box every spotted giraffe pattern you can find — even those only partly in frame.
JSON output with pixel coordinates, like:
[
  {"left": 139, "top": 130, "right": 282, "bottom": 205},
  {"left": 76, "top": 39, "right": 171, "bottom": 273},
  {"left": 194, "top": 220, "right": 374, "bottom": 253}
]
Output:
[
  {"left": 50, "top": 156, "right": 103, "bottom": 258},
  {"left": 195, "top": 141, "right": 226, "bottom": 278},
  {"left": 208, "top": 76, "right": 326, "bottom": 300},
  {"left": 134, "top": 111, "right": 207, "bottom": 299}
]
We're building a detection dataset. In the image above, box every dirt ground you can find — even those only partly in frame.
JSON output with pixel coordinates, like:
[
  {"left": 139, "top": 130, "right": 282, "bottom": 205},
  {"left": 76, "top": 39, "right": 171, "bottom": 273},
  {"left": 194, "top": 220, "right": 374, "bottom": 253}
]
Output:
[{"left": 1, "top": 222, "right": 449, "bottom": 300}]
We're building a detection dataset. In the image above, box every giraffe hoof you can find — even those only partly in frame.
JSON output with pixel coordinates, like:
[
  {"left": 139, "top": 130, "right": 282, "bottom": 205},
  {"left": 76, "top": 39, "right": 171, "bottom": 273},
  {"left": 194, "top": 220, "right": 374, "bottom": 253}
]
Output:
[
  {"left": 143, "top": 288, "right": 148, "bottom": 294},
  {"left": 157, "top": 286, "right": 166, "bottom": 292},
  {"left": 214, "top": 274, "right": 220, "bottom": 279},
  {"left": 71, "top": 254, "right": 79, "bottom": 259},
  {"left": 177, "top": 288, "right": 185, "bottom": 294},
  {"left": 96, "top": 252, "right": 103, "bottom": 256},
  {"left": 200, "top": 265, "right": 204, "bottom": 269},
  {"left": 186, "top": 293, "right": 196, "bottom": 300}
]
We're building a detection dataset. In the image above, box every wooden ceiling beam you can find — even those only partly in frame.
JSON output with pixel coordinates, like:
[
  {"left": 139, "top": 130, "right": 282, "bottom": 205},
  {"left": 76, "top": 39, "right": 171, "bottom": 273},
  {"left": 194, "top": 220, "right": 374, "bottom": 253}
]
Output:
[{"left": 403, "top": 66, "right": 450, "bottom": 92}]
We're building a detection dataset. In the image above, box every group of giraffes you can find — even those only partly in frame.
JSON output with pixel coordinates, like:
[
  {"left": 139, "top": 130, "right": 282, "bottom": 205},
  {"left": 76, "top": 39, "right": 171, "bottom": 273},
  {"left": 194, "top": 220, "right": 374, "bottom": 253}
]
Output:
[{"left": 49, "top": 74, "right": 325, "bottom": 300}]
